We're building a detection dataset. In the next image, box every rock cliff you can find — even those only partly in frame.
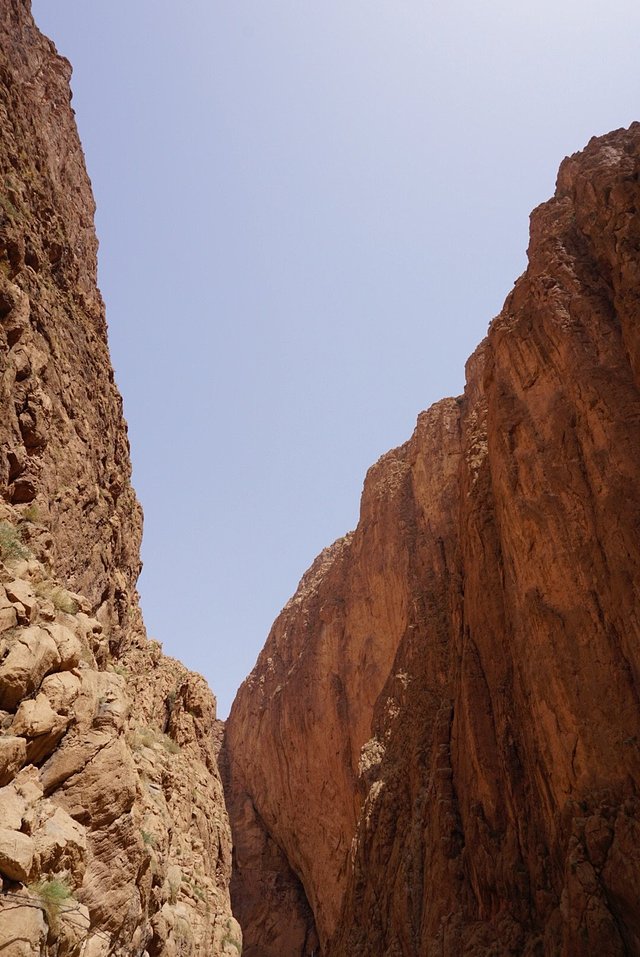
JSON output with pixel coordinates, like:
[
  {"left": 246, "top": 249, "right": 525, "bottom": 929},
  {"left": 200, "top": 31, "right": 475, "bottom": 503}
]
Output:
[
  {"left": 0, "top": 3, "right": 238, "bottom": 955},
  {"left": 224, "top": 124, "right": 640, "bottom": 956}
]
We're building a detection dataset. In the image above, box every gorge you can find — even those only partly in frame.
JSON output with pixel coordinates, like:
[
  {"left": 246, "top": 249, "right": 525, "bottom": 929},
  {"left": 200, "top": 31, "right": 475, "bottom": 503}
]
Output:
[{"left": 1, "top": 3, "right": 639, "bottom": 956}]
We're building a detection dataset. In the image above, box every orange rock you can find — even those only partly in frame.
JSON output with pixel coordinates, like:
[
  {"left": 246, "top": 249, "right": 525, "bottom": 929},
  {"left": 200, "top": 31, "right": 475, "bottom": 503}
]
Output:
[{"left": 224, "top": 125, "right": 640, "bottom": 956}]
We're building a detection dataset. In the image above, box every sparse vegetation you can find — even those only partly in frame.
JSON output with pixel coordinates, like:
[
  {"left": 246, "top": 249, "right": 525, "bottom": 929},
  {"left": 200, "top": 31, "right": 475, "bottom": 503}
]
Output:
[
  {"left": 21, "top": 503, "right": 41, "bottom": 523},
  {"left": 182, "top": 876, "right": 207, "bottom": 903},
  {"left": 29, "top": 878, "right": 73, "bottom": 930},
  {"left": 79, "top": 642, "right": 96, "bottom": 665},
  {"left": 174, "top": 914, "right": 194, "bottom": 946},
  {"left": 129, "top": 725, "right": 181, "bottom": 755},
  {"left": 160, "top": 732, "right": 180, "bottom": 754},
  {"left": 141, "top": 829, "right": 156, "bottom": 848},
  {"left": 222, "top": 920, "right": 241, "bottom": 953},
  {"left": 34, "top": 581, "right": 78, "bottom": 614},
  {"left": 0, "top": 520, "right": 28, "bottom": 562},
  {"left": 0, "top": 191, "right": 22, "bottom": 222},
  {"left": 130, "top": 727, "right": 157, "bottom": 751},
  {"left": 50, "top": 588, "right": 78, "bottom": 614}
]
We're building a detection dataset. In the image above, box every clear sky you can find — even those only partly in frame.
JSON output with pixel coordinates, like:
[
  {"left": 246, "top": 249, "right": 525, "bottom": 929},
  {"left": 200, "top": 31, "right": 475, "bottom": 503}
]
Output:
[{"left": 33, "top": 0, "right": 640, "bottom": 717}]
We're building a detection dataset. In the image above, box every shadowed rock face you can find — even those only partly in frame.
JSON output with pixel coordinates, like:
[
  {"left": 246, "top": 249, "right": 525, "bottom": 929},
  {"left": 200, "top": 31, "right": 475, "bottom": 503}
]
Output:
[
  {"left": 0, "top": 4, "right": 238, "bottom": 954},
  {"left": 224, "top": 124, "right": 640, "bottom": 956}
]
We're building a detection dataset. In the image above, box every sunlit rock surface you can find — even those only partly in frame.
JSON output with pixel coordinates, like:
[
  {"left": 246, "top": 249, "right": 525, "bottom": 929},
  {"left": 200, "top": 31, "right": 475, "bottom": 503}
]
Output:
[
  {"left": 224, "top": 124, "right": 640, "bottom": 957},
  {"left": 0, "top": 3, "right": 237, "bottom": 954}
]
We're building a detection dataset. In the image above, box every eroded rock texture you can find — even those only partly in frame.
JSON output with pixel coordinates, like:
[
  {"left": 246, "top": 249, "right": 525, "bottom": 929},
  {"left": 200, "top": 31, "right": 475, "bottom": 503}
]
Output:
[
  {"left": 0, "top": 3, "right": 238, "bottom": 955},
  {"left": 224, "top": 125, "right": 640, "bottom": 956}
]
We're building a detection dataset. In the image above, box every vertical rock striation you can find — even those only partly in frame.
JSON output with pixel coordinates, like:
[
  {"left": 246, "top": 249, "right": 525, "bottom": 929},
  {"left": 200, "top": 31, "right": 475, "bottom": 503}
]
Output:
[
  {"left": 0, "top": 3, "right": 238, "bottom": 955},
  {"left": 224, "top": 125, "right": 640, "bottom": 956}
]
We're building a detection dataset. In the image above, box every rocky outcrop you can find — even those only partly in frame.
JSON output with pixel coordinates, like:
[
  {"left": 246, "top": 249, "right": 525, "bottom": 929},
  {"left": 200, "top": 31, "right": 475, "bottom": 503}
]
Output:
[
  {"left": 0, "top": 3, "right": 237, "bottom": 954},
  {"left": 224, "top": 125, "right": 640, "bottom": 956},
  {"left": 0, "top": 519, "right": 239, "bottom": 956},
  {"left": 0, "top": 0, "right": 140, "bottom": 646}
]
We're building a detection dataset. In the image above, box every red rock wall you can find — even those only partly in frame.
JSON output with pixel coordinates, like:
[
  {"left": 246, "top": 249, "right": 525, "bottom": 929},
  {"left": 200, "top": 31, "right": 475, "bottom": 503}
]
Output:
[{"left": 224, "top": 125, "right": 640, "bottom": 956}]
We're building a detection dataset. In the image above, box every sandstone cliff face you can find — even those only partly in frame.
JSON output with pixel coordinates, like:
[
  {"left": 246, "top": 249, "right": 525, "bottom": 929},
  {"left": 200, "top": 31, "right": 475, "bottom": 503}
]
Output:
[
  {"left": 0, "top": 4, "right": 238, "bottom": 955},
  {"left": 223, "top": 400, "right": 463, "bottom": 956},
  {"left": 0, "top": 1, "right": 140, "bottom": 645},
  {"left": 224, "top": 125, "right": 640, "bottom": 956}
]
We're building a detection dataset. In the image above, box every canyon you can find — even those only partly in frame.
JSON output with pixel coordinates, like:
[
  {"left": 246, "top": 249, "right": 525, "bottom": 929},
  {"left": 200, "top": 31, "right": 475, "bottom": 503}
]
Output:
[{"left": 1, "top": 2, "right": 639, "bottom": 956}]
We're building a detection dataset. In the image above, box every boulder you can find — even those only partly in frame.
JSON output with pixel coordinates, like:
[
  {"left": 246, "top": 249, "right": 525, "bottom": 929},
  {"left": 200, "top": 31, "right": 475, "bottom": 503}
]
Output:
[
  {"left": 34, "top": 806, "right": 86, "bottom": 883},
  {"left": 0, "top": 626, "right": 61, "bottom": 710},
  {"left": 0, "top": 735, "right": 26, "bottom": 786},
  {"left": 39, "top": 671, "right": 81, "bottom": 716},
  {"left": 57, "top": 900, "right": 90, "bottom": 957},
  {"left": 0, "top": 893, "right": 47, "bottom": 956},
  {"left": 44, "top": 623, "right": 82, "bottom": 671},
  {"left": 0, "top": 827, "right": 34, "bottom": 882},
  {"left": 4, "top": 580, "right": 37, "bottom": 622},
  {"left": 0, "top": 592, "right": 17, "bottom": 634},
  {"left": 0, "top": 767, "right": 44, "bottom": 831},
  {"left": 11, "top": 693, "right": 70, "bottom": 764}
]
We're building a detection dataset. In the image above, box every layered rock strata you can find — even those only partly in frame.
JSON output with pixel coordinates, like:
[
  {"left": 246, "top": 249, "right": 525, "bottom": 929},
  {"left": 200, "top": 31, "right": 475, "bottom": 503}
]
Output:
[
  {"left": 224, "top": 124, "right": 640, "bottom": 956},
  {"left": 0, "top": 3, "right": 237, "bottom": 955}
]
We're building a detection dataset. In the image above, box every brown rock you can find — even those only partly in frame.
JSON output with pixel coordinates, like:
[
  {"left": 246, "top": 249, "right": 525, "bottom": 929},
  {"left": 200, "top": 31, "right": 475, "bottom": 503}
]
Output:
[
  {"left": 10, "top": 693, "right": 70, "bottom": 764},
  {"left": 120, "top": 642, "right": 237, "bottom": 955},
  {"left": 0, "top": 626, "right": 61, "bottom": 710},
  {"left": 33, "top": 807, "right": 86, "bottom": 883},
  {"left": 80, "top": 935, "right": 110, "bottom": 957},
  {"left": 0, "top": 590, "right": 18, "bottom": 634},
  {"left": 38, "top": 671, "right": 81, "bottom": 716},
  {"left": 56, "top": 737, "right": 137, "bottom": 828},
  {"left": 0, "top": 3, "right": 235, "bottom": 952},
  {"left": 55, "top": 669, "right": 125, "bottom": 733},
  {"left": 43, "top": 623, "right": 82, "bottom": 671},
  {"left": 0, "top": 780, "right": 30, "bottom": 831},
  {"left": 224, "top": 125, "right": 640, "bottom": 956},
  {"left": 4, "top": 579, "right": 36, "bottom": 621},
  {"left": 39, "top": 730, "right": 112, "bottom": 796},
  {"left": 0, "top": 827, "right": 34, "bottom": 882},
  {"left": 57, "top": 901, "right": 91, "bottom": 957},
  {"left": 78, "top": 812, "right": 146, "bottom": 938},
  {"left": 0, "top": 0, "right": 142, "bottom": 637},
  {"left": 224, "top": 398, "right": 462, "bottom": 953},
  {"left": 0, "top": 735, "right": 26, "bottom": 786},
  {"left": 0, "top": 893, "right": 47, "bottom": 956}
]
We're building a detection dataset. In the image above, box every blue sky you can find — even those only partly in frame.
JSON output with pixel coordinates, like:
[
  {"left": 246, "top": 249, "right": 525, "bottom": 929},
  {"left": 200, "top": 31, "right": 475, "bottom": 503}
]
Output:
[{"left": 33, "top": 0, "right": 640, "bottom": 716}]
